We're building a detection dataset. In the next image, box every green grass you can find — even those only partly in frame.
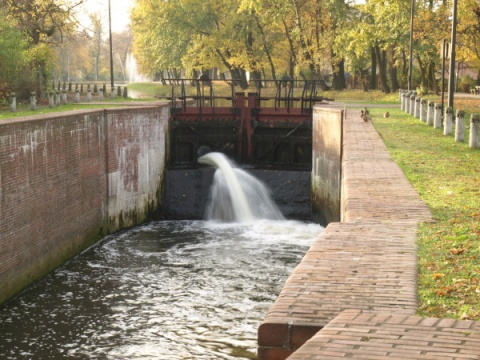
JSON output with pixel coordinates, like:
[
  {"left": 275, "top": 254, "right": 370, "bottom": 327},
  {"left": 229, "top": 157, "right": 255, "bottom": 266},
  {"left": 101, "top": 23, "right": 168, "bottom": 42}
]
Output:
[
  {"left": 0, "top": 98, "right": 153, "bottom": 120},
  {"left": 370, "top": 107, "right": 480, "bottom": 320}
]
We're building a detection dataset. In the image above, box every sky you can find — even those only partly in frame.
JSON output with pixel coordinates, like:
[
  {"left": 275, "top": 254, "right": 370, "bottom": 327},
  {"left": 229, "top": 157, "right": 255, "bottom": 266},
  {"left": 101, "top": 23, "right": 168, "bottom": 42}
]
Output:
[{"left": 80, "top": 0, "right": 134, "bottom": 33}]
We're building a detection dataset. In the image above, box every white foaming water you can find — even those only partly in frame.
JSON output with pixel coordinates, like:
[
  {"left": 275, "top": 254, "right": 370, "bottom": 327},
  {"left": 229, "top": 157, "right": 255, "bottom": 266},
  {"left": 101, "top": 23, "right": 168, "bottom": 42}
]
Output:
[
  {"left": 0, "top": 220, "right": 323, "bottom": 359},
  {"left": 198, "top": 152, "right": 284, "bottom": 222}
]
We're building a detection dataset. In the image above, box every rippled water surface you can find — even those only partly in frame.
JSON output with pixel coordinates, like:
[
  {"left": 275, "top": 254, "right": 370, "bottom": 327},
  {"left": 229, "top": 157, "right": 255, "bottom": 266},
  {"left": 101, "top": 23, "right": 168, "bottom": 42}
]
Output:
[{"left": 0, "top": 220, "right": 322, "bottom": 359}]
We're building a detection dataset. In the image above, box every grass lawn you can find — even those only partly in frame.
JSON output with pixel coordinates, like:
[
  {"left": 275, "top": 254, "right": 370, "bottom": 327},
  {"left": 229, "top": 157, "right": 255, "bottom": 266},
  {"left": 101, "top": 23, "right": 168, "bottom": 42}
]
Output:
[{"left": 369, "top": 106, "right": 480, "bottom": 320}]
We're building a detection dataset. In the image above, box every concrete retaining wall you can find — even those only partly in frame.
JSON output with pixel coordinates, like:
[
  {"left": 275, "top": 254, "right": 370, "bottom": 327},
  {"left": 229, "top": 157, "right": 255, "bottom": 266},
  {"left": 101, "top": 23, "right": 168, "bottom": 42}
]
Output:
[
  {"left": 0, "top": 105, "right": 169, "bottom": 304},
  {"left": 311, "top": 108, "right": 343, "bottom": 226}
]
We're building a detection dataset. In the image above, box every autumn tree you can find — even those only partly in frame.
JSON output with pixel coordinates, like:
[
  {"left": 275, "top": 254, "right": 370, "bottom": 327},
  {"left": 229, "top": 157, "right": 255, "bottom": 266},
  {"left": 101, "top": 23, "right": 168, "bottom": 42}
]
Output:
[
  {"left": 0, "top": 9, "right": 30, "bottom": 99},
  {"left": 1, "top": 0, "right": 84, "bottom": 96}
]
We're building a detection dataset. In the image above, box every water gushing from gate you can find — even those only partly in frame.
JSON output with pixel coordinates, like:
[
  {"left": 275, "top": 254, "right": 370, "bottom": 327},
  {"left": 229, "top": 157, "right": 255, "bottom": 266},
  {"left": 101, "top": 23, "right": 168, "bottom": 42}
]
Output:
[{"left": 198, "top": 152, "right": 284, "bottom": 223}]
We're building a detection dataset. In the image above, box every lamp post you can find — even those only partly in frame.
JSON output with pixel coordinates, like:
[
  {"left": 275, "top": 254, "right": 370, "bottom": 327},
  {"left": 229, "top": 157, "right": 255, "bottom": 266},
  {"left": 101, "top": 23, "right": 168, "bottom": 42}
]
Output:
[
  {"left": 408, "top": 0, "right": 415, "bottom": 91},
  {"left": 447, "top": 0, "right": 458, "bottom": 108},
  {"left": 108, "top": 0, "right": 114, "bottom": 90}
]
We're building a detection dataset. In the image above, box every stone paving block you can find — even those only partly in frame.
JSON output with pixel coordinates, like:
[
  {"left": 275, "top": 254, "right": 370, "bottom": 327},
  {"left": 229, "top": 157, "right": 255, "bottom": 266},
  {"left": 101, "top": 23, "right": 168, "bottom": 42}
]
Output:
[{"left": 288, "top": 309, "right": 480, "bottom": 359}]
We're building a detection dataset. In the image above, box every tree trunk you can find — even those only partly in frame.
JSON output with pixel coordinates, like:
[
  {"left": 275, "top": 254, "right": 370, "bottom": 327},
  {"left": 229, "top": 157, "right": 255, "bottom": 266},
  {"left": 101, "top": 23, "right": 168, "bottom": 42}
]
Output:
[
  {"left": 388, "top": 48, "right": 400, "bottom": 92},
  {"left": 254, "top": 13, "right": 277, "bottom": 81},
  {"left": 331, "top": 55, "right": 346, "bottom": 90},
  {"left": 428, "top": 61, "right": 438, "bottom": 94},
  {"left": 374, "top": 45, "right": 390, "bottom": 93},
  {"left": 370, "top": 46, "right": 377, "bottom": 90},
  {"left": 388, "top": 63, "right": 400, "bottom": 92}
]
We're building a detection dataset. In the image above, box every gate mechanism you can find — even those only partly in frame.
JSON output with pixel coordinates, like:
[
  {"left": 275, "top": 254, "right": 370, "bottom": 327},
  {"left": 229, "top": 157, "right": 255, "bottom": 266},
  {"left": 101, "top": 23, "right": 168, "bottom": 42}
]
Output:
[{"left": 158, "top": 76, "right": 332, "bottom": 170}]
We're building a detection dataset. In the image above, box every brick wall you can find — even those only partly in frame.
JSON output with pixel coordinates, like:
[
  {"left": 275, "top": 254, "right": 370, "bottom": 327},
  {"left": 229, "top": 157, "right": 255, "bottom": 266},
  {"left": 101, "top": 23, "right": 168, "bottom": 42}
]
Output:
[{"left": 0, "top": 105, "right": 169, "bottom": 304}]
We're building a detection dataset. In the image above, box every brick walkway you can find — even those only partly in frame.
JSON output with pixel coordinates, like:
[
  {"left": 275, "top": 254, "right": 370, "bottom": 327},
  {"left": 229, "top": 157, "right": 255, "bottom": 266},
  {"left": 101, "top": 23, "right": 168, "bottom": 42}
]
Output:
[
  {"left": 289, "top": 309, "right": 480, "bottom": 359},
  {"left": 258, "top": 109, "right": 480, "bottom": 359}
]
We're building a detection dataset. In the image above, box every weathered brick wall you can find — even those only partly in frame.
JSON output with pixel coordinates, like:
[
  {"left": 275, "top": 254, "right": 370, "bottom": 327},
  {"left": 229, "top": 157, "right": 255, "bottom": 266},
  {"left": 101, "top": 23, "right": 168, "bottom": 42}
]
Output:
[
  {"left": 106, "top": 108, "right": 168, "bottom": 231},
  {"left": 0, "top": 105, "right": 168, "bottom": 304}
]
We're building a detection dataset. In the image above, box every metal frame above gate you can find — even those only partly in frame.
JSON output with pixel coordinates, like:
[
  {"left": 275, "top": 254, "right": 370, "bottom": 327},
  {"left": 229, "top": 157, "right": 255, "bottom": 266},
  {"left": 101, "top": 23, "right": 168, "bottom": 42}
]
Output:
[{"left": 159, "top": 76, "right": 332, "bottom": 170}]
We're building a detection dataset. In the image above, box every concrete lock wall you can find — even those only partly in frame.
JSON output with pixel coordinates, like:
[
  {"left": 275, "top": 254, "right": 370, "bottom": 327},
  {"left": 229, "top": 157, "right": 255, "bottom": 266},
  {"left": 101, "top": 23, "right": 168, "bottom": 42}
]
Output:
[
  {"left": 0, "top": 105, "right": 169, "bottom": 304},
  {"left": 311, "top": 108, "right": 343, "bottom": 226}
]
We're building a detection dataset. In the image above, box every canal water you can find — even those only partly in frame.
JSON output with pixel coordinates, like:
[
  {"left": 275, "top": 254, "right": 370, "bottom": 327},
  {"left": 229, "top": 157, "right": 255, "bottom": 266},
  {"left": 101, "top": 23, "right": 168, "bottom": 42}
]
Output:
[{"left": 0, "top": 219, "right": 322, "bottom": 359}]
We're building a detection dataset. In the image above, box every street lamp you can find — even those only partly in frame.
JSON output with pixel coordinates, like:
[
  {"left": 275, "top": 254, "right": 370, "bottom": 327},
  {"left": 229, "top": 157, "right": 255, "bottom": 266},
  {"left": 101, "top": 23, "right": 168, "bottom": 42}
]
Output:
[
  {"left": 108, "top": 0, "right": 114, "bottom": 90},
  {"left": 447, "top": 0, "right": 458, "bottom": 108},
  {"left": 408, "top": 0, "right": 415, "bottom": 91}
]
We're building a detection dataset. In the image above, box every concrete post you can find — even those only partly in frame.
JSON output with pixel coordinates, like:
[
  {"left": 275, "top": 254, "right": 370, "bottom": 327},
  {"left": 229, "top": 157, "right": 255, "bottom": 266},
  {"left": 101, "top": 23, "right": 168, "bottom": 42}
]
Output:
[
  {"left": 414, "top": 97, "right": 421, "bottom": 118},
  {"left": 99, "top": 88, "right": 104, "bottom": 100},
  {"left": 427, "top": 101, "right": 435, "bottom": 126},
  {"left": 405, "top": 92, "right": 411, "bottom": 113},
  {"left": 87, "top": 89, "right": 92, "bottom": 102},
  {"left": 123, "top": 86, "right": 128, "bottom": 98},
  {"left": 110, "top": 87, "right": 115, "bottom": 99},
  {"left": 10, "top": 92, "right": 16, "bottom": 113},
  {"left": 30, "top": 92, "right": 36, "bottom": 111},
  {"left": 420, "top": 99, "right": 427, "bottom": 122},
  {"left": 399, "top": 89, "right": 403, "bottom": 102},
  {"left": 48, "top": 91, "right": 55, "bottom": 108},
  {"left": 409, "top": 94, "right": 416, "bottom": 115},
  {"left": 443, "top": 107, "right": 453, "bottom": 136},
  {"left": 74, "top": 89, "right": 80, "bottom": 103},
  {"left": 401, "top": 93, "right": 407, "bottom": 112},
  {"left": 434, "top": 103, "right": 442, "bottom": 129},
  {"left": 62, "top": 90, "right": 67, "bottom": 104},
  {"left": 470, "top": 114, "right": 480, "bottom": 149},
  {"left": 117, "top": 86, "right": 122, "bottom": 97},
  {"left": 455, "top": 110, "right": 465, "bottom": 142},
  {"left": 56, "top": 91, "right": 61, "bottom": 106}
]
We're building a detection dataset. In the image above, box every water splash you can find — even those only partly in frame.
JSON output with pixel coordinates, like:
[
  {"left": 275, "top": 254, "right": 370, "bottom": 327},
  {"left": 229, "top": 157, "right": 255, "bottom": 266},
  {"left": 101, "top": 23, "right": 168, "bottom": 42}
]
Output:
[{"left": 198, "top": 152, "right": 285, "bottom": 223}]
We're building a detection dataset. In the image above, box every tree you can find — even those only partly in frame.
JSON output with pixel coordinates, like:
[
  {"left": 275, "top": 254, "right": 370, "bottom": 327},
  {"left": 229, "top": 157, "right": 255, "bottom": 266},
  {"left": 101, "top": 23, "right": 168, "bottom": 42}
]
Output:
[
  {"left": 1, "top": 0, "right": 85, "bottom": 96},
  {"left": 0, "top": 9, "right": 31, "bottom": 99}
]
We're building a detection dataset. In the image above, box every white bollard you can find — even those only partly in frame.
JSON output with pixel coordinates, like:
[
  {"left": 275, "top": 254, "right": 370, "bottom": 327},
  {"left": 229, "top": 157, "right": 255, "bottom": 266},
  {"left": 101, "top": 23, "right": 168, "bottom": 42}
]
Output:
[
  {"left": 455, "top": 110, "right": 465, "bottom": 142},
  {"left": 443, "top": 107, "right": 453, "bottom": 135},
  {"left": 469, "top": 114, "right": 479, "bottom": 149},
  {"left": 409, "top": 95, "right": 416, "bottom": 115},
  {"left": 99, "top": 88, "right": 104, "bottom": 100},
  {"left": 405, "top": 92, "right": 411, "bottom": 113},
  {"left": 110, "top": 87, "right": 115, "bottom": 99},
  {"left": 10, "top": 92, "right": 16, "bottom": 113},
  {"left": 30, "top": 91, "right": 36, "bottom": 111},
  {"left": 420, "top": 99, "right": 427, "bottom": 122},
  {"left": 414, "top": 97, "right": 421, "bottom": 118},
  {"left": 427, "top": 101, "right": 434, "bottom": 126},
  {"left": 48, "top": 91, "right": 55, "bottom": 108},
  {"left": 74, "top": 89, "right": 80, "bottom": 103},
  {"left": 62, "top": 90, "right": 67, "bottom": 104},
  {"left": 434, "top": 103, "right": 442, "bottom": 129},
  {"left": 87, "top": 89, "right": 92, "bottom": 102},
  {"left": 56, "top": 92, "right": 61, "bottom": 106}
]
